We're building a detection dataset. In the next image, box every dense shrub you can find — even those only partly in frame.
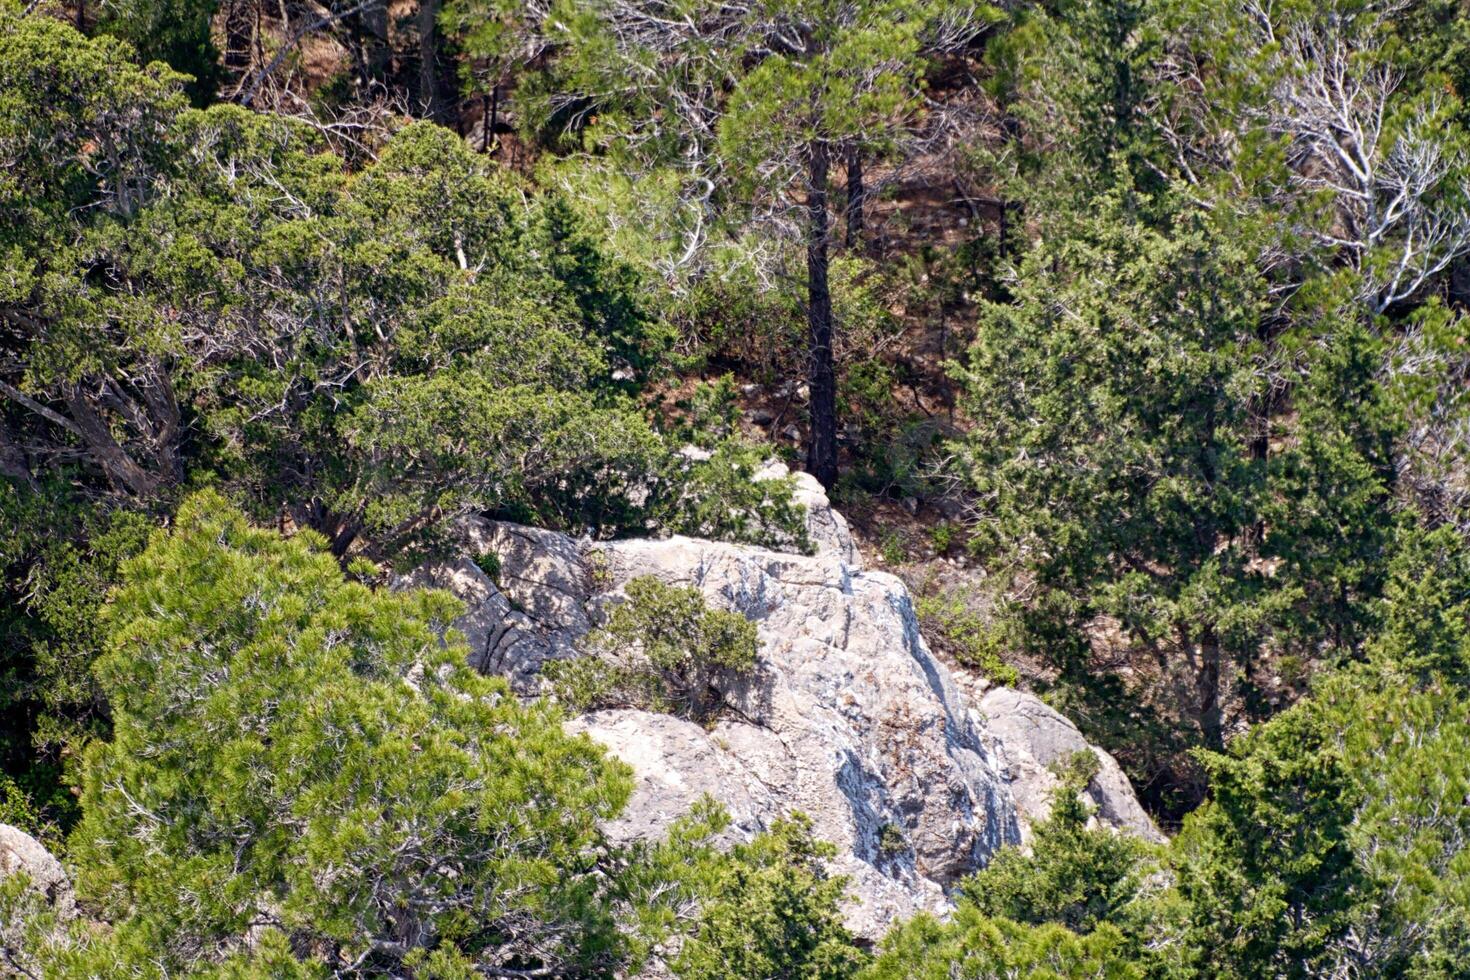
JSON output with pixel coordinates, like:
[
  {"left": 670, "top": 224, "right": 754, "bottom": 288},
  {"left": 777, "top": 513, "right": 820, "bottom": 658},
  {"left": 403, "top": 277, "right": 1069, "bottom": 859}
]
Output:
[{"left": 545, "top": 575, "right": 759, "bottom": 720}]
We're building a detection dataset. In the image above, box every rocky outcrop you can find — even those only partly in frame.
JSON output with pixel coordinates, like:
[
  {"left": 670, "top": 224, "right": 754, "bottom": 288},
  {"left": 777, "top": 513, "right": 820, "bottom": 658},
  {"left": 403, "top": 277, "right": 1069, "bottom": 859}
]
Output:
[
  {"left": 979, "top": 688, "right": 1165, "bottom": 845},
  {"left": 579, "top": 536, "right": 1019, "bottom": 939},
  {"left": 0, "top": 824, "right": 74, "bottom": 919},
  {"left": 754, "top": 462, "right": 861, "bottom": 567},
  {"left": 401, "top": 522, "right": 589, "bottom": 693},
  {"left": 417, "top": 466, "right": 1160, "bottom": 938}
]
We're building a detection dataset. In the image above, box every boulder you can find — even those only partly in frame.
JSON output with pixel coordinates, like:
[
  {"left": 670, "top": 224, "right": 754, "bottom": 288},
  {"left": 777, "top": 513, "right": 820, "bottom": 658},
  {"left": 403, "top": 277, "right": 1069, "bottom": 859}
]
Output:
[
  {"left": 0, "top": 824, "right": 74, "bottom": 919},
  {"left": 754, "top": 461, "right": 861, "bottom": 567},
  {"left": 418, "top": 497, "right": 1162, "bottom": 937},
  {"left": 436, "top": 525, "right": 1017, "bottom": 939},
  {"left": 978, "top": 687, "right": 1166, "bottom": 845},
  {"left": 568, "top": 536, "right": 1019, "bottom": 939},
  {"left": 400, "top": 521, "right": 590, "bottom": 693}
]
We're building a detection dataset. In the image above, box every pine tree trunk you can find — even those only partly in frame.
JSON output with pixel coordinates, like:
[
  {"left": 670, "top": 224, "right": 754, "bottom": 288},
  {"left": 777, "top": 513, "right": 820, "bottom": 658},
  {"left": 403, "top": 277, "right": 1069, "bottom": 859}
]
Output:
[
  {"left": 1247, "top": 317, "right": 1273, "bottom": 549},
  {"left": 62, "top": 389, "right": 161, "bottom": 498},
  {"left": 224, "top": 0, "right": 254, "bottom": 73},
  {"left": 806, "top": 141, "right": 838, "bottom": 489},
  {"left": 356, "top": 0, "right": 390, "bottom": 88},
  {"left": 484, "top": 82, "right": 500, "bottom": 153},
  {"left": 1197, "top": 628, "right": 1223, "bottom": 750},
  {"left": 418, "top": 0, "right": 446, "bottom": 121},
  {"left": 845, "top": 146, "right": 864, "bottom": 250}
]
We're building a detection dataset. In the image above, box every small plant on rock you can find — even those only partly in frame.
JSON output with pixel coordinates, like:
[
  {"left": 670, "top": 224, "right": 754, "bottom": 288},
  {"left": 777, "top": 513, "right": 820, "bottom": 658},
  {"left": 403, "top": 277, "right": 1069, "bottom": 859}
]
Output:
[
  {"left": 545, "top": 576, "right": 759, "bottom": 720},
  {"left": 914, "top": 592, "right": 1021, "bottom": 687},
  {"left": 473, "top": 549, "right": 502, "bottom": 583}
]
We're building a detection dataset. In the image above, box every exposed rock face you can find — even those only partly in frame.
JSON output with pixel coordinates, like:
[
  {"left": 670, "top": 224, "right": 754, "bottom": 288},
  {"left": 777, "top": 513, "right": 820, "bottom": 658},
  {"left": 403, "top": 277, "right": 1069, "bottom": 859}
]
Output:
[
  {"left": 417, "top": 467, "right": 1160, "bottom": 938},
  {"left": 754, "top": 462, "right": 861, "bottom": 567},
  {"left": 579, "top": 537, "right": 1019, "bottom": 938},
  {"left": 979, "top": 687, "right": 1165, "bottom": 845},
  {"left": 400, "top": 522, "right": 588, "bottom": 693},
  {"left": 0, "top": 824, "right": 74, "bottom": 919}
]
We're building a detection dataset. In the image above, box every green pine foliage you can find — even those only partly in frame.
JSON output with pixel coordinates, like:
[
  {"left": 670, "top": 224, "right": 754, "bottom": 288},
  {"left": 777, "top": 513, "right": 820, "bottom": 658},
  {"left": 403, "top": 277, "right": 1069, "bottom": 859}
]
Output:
[
  {"left": 545, "top": 575, "right": 759, "bottom": 720},
  {"left": 1174, "top": 659, "right": 1470, "bottom": 977},
  {"left": 953, "top": 187, "right": 1278, "bottom": 784},
  {"left": 6, "top": 1, "right": 1470, "bottom": 977},
  {"left": 672, "top": 813, "right": 867, "bottom": 980},
  {"left": 961, "top": 756, "right": 1159, "bottom": 937},
  {"left": 861, "top": 907, "right": 1144, "bottom": 980},
  {"left": 62, "top": 490, "right": 636, "bottom": 976},
  {"left": 0, "top": 498, "right": 862, "bottom": 978},
  {"left": 0, "top": 486, "right": 151, "bottom": 839}
]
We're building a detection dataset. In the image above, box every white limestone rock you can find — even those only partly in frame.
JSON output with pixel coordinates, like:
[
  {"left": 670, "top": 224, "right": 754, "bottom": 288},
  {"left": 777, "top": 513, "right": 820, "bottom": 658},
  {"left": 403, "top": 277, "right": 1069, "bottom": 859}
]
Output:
[
  {"left": 0, "top": 824, "right": 74, "bottom": 919},
  {"left": 979, "top": 687, "right": 1166, "bottom": 845},
  {"left": 415, "top": 489, "right": 1162, "bottom": 938},
  {"left": 754, "top": 461, "right": 861, "bottom": 567}
]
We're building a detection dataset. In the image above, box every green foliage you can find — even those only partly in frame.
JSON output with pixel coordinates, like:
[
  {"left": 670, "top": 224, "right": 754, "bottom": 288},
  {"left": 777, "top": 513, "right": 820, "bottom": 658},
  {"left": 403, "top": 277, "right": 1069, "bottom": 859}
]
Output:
[
  {"left": 91, "top": 0, "right": 224, "bottom": 104},
  {"left": 683, "top": 375, "right": 741, "bottom": 448},
  {"left": 0, "top": 871, "right": 75, "bottom": 980},
  {"left": 877, "top": 823, "right": 907, "bottom": 857},
  {"left": 962, "top": 757, "right": 1160, "bottom": 937},
  {"left": 1260, "top": 317, "right": 1403, "bottom": 660},
  {"left": 956, "top": 188, "right": 1264, "bottom": 720},
  {"left": 937, "top": 750, "right": 1193, "bottom": 977},
  {"left": 0, "top": 9, "right": 187, "bottom": 245},
  {"left": 659, "top": 441, "right": 813, "bottom": 554},
  {"left": 471, "top": 549, "right": 502, "bottom": 583},
  {"left": 912, "top": 591, "right": 1019, "bottom": 686},
  {"left": 1174, "top": 652, "right": 1470, "bottom": 978},
  {"left": 1370, "top": 524, "right": 1470, "bottom": 683},
  {"left": 861, "top": 908, "right": 1145, "bottom": 980},
  {"left": 8, "top": 4, "right": 1470, "bottom": 978},
  {"left": 539, "top": 0, "right": 975, "bottom": 185},
  {"left": 672, "top": 813, "right": 867, "bottom": 980},
  {"left": 927, "top": 521, "right": 955, "bottom": 555},
  {"left": 546, "top": 575, "right": 758, "bottom": 720},
  {"left": 1, "top": 13, "right": 799, "bottom": 556},
  {"left": 61, "top": 490, "right": 638, "bottom": 976},
  {"left": 953, "top": 181, "right": 1409, "bottom": 818},
  {"left": 0, "top": 483, "right": 152, "bottom": 838}
]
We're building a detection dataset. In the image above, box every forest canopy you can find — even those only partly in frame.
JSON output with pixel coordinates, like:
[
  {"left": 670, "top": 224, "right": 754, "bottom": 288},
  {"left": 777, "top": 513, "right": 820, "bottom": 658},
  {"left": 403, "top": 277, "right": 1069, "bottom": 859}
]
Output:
[{"left": 4, "top": 0, "right": 1470, "bottom": 976}]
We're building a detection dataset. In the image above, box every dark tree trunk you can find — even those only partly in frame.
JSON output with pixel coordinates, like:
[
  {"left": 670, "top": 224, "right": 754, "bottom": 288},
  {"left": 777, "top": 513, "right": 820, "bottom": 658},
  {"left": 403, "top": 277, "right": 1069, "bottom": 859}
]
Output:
[
  {"left": 1245, "top": 309, "right": 1284, "bottom": 551},
  {"left": 224, "top": 0, "right": 254, "bottom": 73},
  {"left": 0, "top": 420, "right": 36, "bottom": 492},
  {"left": 487, "top": 83, "right": 500, "bottom": 153},
  {"left": 353, "top": 0, "right": 390, "bottom": 89},
  {"left": 62, "top": 389, "right": 160, "bottom": 498},
  {"left": 417, "top": 0, "right": 447, "bottom": 121},
  {"left": 1197, "top": 628, "right": 1223, "bottom": 750},
  {"left": 806, "top": 141, "right": 838, "bottom": 489},
  {"left": 481, "top": 89, "right": 492, "bottom": 152},
  {"left": 845, "top": 146, "right": 864, "bottom": 250}
]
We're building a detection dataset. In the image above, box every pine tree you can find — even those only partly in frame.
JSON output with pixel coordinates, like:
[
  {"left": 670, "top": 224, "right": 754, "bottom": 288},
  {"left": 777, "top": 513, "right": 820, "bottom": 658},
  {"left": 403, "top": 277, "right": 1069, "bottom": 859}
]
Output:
[
  {"left": 517, "top": 0, "right": 989, "bottom": 486},
  {"left": 65, "top": 490, "right": 638, "bottom": 975}
]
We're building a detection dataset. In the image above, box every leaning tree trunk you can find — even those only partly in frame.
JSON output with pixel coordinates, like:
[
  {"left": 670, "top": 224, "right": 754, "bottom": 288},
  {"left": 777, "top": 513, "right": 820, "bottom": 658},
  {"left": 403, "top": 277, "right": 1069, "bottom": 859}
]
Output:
[{"left": 806, "top": 140, "right": 838, "bottom": 489}]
